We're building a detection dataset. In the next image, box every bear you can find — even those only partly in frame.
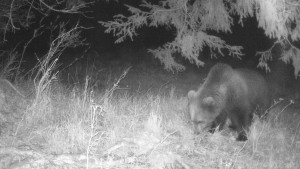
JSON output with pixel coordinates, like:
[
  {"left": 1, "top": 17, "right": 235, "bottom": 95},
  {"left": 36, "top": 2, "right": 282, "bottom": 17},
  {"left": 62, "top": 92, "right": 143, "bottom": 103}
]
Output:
[{"left": 187, "top": 63, "right": 270, "bottom": 141}]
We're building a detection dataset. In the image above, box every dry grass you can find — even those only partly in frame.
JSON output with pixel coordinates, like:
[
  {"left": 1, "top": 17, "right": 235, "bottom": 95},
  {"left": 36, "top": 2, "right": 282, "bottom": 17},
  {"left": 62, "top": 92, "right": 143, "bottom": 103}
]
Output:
[
  {"left": 0, "top": 43, "right": 299, "bottom": 168},
  {"left": 1, "top": 68, "right": 299, "bottom": 168}
]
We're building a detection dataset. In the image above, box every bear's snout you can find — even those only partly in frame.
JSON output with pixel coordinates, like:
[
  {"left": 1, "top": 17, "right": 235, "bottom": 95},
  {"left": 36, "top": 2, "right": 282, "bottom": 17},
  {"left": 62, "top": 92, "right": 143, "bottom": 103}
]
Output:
[{"left": 193, "top": 121, "right": 211, "bottom": 134}]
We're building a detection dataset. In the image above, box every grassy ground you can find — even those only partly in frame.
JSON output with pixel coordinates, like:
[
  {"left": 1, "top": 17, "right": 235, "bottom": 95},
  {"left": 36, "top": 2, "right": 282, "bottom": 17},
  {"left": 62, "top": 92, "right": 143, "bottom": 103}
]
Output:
[{"left": 0, "top": 51, "right": 299, "bottom": 169}]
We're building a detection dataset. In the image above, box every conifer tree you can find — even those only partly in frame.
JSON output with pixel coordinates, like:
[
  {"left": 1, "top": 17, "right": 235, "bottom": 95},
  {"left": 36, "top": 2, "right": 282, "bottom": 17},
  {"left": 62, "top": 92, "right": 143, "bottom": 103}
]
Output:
[{"left": 101, "top": 0, "right": 300, "bottom": 77}]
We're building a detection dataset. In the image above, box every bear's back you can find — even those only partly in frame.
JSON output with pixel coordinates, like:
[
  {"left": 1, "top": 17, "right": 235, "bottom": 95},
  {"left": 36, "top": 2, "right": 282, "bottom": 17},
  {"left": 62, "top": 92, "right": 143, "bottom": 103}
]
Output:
[{"left": 234, "top": 68, "right": 270, "bottom": 110}]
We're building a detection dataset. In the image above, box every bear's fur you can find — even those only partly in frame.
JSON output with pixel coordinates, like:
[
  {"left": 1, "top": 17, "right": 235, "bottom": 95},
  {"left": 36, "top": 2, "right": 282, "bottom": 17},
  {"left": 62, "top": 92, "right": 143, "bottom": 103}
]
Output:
[{"left": 188, "top": 63, "right": 270, "bottom": 141}]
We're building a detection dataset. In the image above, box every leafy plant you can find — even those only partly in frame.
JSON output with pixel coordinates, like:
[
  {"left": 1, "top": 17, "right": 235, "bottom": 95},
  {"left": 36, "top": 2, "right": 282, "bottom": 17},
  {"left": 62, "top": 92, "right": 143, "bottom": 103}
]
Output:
[{"left": 100, "top": 0, "right": 300, "bottom": 76}]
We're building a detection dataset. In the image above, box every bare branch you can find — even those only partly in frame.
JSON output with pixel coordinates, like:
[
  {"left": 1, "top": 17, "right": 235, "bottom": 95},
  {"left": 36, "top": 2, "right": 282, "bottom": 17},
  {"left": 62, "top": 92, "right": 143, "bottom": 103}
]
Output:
[{"left": 38, "top": 0, "right": 92, "bottom": 14}]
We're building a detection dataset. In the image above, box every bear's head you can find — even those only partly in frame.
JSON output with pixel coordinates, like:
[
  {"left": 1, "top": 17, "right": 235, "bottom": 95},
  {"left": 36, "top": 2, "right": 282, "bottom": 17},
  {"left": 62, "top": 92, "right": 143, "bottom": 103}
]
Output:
[{"left": 188, "top": 86, "right": 227, "bottom": 134}]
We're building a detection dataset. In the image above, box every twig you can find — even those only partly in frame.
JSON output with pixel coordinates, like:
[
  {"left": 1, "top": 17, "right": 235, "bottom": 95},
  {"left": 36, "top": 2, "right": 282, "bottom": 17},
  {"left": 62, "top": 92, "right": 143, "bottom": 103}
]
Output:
[
  {"left": 102, "top": 142, "right": 126, "bottom": 155},
  {"left": 148, "top": 130, "right": 178, "bottom": 156}
]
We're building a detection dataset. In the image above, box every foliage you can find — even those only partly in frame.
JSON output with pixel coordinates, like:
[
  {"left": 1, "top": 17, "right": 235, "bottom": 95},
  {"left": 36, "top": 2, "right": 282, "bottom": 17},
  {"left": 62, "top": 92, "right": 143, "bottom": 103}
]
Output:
[
  {"left": 31, "top": 23, "right": 84, "bottom": 109},
  {"left": 0, "top": 0, "right": 92, "bottom": 42},
  {"left": 100, "top": 0, "right": 300, "bottom": 76},
  {"left": 0, "top": 0, "right": 32, "bottom": 40}
]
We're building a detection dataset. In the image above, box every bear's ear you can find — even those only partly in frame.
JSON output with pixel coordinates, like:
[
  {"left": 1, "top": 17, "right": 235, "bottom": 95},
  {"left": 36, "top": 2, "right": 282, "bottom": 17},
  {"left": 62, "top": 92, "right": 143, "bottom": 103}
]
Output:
[
  {"left": 203, "top": 96, "right": 215, "bottom": 106},
  {"left": 188, "top": 90, "right": 197, "bottom": 100}
]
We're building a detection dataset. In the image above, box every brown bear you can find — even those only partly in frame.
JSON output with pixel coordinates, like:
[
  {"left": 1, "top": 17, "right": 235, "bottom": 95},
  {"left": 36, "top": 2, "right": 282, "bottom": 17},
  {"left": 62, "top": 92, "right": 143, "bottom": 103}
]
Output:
[{"left": 188, "top": 63, "right": 270, "bottom": 141}]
